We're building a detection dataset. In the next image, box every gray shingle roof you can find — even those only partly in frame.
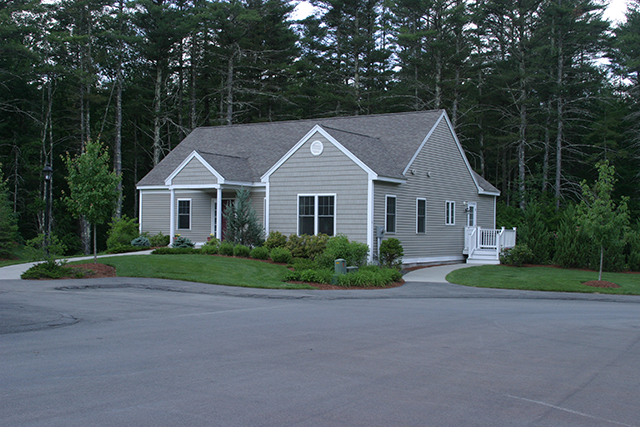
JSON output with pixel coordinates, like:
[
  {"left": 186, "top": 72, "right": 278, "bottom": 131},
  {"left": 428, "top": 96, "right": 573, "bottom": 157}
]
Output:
[{"left": 137, "top": 110, "right": 463, "bottom": 186}]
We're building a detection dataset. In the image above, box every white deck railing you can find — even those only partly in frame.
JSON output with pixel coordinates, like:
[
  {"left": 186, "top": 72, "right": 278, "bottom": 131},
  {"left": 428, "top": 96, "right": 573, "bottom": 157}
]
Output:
[{"left": 465, "top": 227, "right": 517, "bottom": 260}]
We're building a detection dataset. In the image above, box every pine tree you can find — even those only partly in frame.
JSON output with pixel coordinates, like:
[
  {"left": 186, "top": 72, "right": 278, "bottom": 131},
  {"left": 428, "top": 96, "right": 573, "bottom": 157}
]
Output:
[
  {"left": 223, "top": 188, "right": 264, "bottom": 247},
  {"left": 0, "top": 166, "right": 19, "bottom": 258}
]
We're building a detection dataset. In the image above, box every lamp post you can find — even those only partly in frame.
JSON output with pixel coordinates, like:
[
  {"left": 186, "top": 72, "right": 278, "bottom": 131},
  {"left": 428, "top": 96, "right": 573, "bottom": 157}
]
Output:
[{"left": 42, "top": 163, "right": 53, "bottom": 258}]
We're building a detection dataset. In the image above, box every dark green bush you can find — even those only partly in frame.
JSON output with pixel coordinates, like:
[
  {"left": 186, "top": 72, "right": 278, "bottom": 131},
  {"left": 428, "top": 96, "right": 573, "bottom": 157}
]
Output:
[
  {"left": 500, "top": 244, "right": 534, "bottom": 267},
  {"left": 204, "top": 236, "right": 220, "bottom": 247},
  {"left": 518, "top": 202, "right": 552, "bottom": 264},
  {"left": 285, "top": 270, "right": 301, "bottom": 281},
  {"left": 286, "top": 234, "right": 308, "bottom": 258},
  {"left": 233, "top": 244, "right": 251, "bottom": 257},
  {"left": 270, "top": 247, "right": 293, "bottom": 264},
  {"left": 626, "top": 227, "right": 640, "bottom": 272},
  {"left": 21, "top": 259, "right": 85, "bottom": 279},
  {"left": 291, "top": 257, "right": 318, "bottom": 271},
  {"left": 173, "top": 236, "right": 194, "bottom": 248},
  {"left": 131, "top": 236, "right": 150, "bottom": 247},
  {"left": 24, "top": 234, "right": 68, "bottom": 261},
  {"left": 152, "top": 247, "right": 201, "bottom": 255},
  {"left": 106, "top": 216, "right": 139, "bottom": 250},
  {"left": 106, "top": 245, "right": 148, "bottom": 254},
  {"left": 201, "top": 244, "right": 219, "bottom": 255},
  {"left": 250, "top": 246, "right": 269, "bottom": 260},
  {"left": 264, "top": 231, "right": 287, "bottom": 250},
  {"left": 317, "top": 235, "right": 369, "bottom": 268},
  {"left": 299, "top": 268, "right": 332, "bottom": 284},
  {"left": 379, "top": 238, "right": 404, "bottom": 268},
  {"left": 149, "top": 232, "right": 170, "bottom": 247},
  {"left": 306, "top": 233, "right": 329, "bottom": 260},
  {"left": 335, "top": 269, "right": 391, "bottom": 287},
  {"left": 219, "top": 242, "right": 234, "bottom": 256}
]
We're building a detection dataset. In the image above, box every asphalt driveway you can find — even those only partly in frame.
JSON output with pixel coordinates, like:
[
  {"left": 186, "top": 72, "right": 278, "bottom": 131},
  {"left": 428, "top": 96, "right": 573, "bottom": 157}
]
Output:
[{"left": 1, "top": 276, "right": 639, "bottom": 426}]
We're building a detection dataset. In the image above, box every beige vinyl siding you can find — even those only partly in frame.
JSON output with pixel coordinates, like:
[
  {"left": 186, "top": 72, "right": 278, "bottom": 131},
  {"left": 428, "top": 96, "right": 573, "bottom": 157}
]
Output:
[
  {"left": 268, "top": 132, "right": 369, "bottom": 243},
  {"left": 249, "top": 189, "right": 266, "bottom": 225},
  {"left": 140, "top": 190, "right": 170, "bottom": 235},
  {"left": 172, "top": 158, "right": 218, "bottom": 185},
  {"left": 173, "top": 190, "right": 212, "bottom": 244},
  {"left": 375, "top": 119, "right": 496, "bottom": 262}
]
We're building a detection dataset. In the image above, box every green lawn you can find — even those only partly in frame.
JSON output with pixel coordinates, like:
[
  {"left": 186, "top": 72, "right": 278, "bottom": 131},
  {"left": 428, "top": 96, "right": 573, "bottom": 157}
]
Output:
[
  {"left": 85, "top": 254, "right": 315, "bottom": 289},
  {"left": 447, "top": 265, "right": 640, "bottom": 295}
]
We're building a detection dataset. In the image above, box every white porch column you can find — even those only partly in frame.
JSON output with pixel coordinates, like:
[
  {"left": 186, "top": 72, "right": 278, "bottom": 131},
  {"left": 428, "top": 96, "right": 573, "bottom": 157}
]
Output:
[
  {"left": 367, "top": 178, "right": 374, "bottom": 263},
  {"left": 264, "top": 182, "right": 270, "bottom": 234},
  {"left": 169, "top": 187, "right": 175, "bottom": 246},
  {"left": 216, "top": 187, "right": 222, "bottom": 240}
]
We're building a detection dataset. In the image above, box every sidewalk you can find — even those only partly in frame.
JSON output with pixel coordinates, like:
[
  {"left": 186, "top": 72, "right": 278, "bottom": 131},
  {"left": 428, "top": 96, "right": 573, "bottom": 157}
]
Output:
[
  {"left": 402, "top": 263, "right": 474, "bottom": 283},
  {"left": 0, "top": 250, "right": 154, "bottom": 280}
]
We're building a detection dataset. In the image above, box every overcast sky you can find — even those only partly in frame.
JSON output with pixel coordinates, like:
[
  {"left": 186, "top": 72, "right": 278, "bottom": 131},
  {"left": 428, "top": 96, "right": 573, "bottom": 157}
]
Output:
[{"left": 292, "top": 0, "right": 630, "bottom": 25}]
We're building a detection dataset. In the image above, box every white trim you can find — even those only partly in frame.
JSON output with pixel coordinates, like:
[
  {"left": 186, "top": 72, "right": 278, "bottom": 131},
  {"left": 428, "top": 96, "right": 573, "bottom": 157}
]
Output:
[
  {"left": 169, "top": 184, "right": 221, "bottom": 190},
  {"left": 170, "top": 188, "right": 175, "bottom": 245},
  {"left": 136, "top": 185, "right": 168, "bottom": 190},
  {"left": 296, "top": 193, "right": 336, "bottom": 236},
  {"left": 385, "top": 195, "right": 397, "bottom": 234},
  {"left": 265, "top": 182, "right": 270, "bottom": 233},
  {"left": 176, "top": 198, "right": 192, "bottom": 231},
  {"left": 165, "top": 151, "right": 224, "bottom": 186},
  {"left": 138, "top": 190, "right": 143, "bottom": 234},
  {"left": 216, "top": 192, "right": 222, "bottom": 239},
  {"left": 375, "top": 176, "right": 406, "bottom": 184},
  {"left": 493, "top": 197, "right": 497, "bottom": 228},
  {"left": 367, "top": 179, "right": 374, "bottom": 263},
  {"left": 261, "top": 125, "right": 378, "bottom": 182},
  {"left": 416, "top": 198, "right": 427, "bottom": 234},
  {"left": 445, "top": 200, "right": 456, "bottom": 226}
]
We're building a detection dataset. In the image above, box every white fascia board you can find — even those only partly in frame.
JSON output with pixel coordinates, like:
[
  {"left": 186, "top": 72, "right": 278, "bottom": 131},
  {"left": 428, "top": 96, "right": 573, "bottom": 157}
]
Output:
[
  {"left": 219, "top": 181, "right": 259, "bottom": 188},
  {"left": 374, "top": 176, "right": 406, "bottom": 184},
  {"left": 137, "top": 185, "right": 169, "bottom": 190},
  {"left": 164, "top": 150, "right": 225, "bottom": 186},
  {"left": 403, "top": 111, "right": 446, "bottom": 176},
  {"left": 261, "top": 124, "right": 378, "bottom": 182},
  {"left": 169, "top": 184, "right": 221, "bottom": 190}
]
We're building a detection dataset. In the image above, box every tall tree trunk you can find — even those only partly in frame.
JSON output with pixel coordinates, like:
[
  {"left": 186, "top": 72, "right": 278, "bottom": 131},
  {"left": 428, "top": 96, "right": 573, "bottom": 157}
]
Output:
[
  {"left": 555, "top": 14, "right": 564, "bottom": 210},
  {"left": 153, "top": 65, "right": 163, "bottom": 165},
  {"left": 226, "top": 53, "right": 234, "bottom": 126},
  {"left": 114, "top": 0, "right": 124, "bottom": 219}
]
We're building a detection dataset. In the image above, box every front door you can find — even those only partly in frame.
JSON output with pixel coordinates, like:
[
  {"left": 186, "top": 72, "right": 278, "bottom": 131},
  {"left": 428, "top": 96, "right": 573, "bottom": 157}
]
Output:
[{"left": 466, "top": 202, "right": 477, "bottom": 227}]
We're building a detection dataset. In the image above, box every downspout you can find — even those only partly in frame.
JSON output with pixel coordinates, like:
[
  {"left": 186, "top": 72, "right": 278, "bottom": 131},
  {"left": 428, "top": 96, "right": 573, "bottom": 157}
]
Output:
[
  {"left": 367, "top": 177, "right": 374, "bottom": 264},
  {"left": 216, "top": 186, "right": 222, "bottom": 240}
]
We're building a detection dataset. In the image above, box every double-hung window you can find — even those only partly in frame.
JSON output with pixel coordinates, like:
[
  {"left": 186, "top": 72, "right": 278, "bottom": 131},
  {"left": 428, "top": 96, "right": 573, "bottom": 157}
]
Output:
[
  {"left": 298, "top": 195, "right": 335, "bottom": 236},
  {"left": 386, "top": 195, "right": 396, "bottom": 233},
  {"left": 416, "top": 198, "right": 426, "bottom": 233},
  {"left": 177, "top": 199, "right": 191, "bottom": 230},
  {"left": 445, "top": 201, "right": 455, "bottom": 225}
]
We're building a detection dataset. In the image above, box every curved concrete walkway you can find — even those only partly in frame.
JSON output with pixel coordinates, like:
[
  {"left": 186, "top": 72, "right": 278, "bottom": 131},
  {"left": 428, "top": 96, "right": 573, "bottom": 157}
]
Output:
[
  {"left": 402, "top": 263, "right": 474, "bottom": 283},
  {"left": 0, "top": 250, "right": 154, "bottom": 280}
]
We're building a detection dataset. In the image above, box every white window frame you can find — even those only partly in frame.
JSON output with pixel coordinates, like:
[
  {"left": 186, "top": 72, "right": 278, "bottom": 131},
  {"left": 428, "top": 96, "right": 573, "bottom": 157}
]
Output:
[
  {"left": 445, "top": 200, "right": 455, "bottom": 226},
  {"left": 466, "top": 202, "right": 477, "bottom": 227},
  {"left": 297, "top": 194, "right": 336, "bottom": 236},
  {"left": 385, "top": 195, "right": 397, "bottom": 234},
  {"left": 416, "top": 198, "right": 426, "bottom": 234},
  {"left": 177, "top": 198, "right": 192, "bottom": 230}
]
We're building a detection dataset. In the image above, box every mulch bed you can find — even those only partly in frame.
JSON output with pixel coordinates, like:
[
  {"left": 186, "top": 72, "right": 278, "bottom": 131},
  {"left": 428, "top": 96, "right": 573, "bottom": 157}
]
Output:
[
  {"left": 66, "top": 263, "right": 117, "bottom": 279},
  {"left": 582, "top": 280, "right": 621, "bottom": 288}
]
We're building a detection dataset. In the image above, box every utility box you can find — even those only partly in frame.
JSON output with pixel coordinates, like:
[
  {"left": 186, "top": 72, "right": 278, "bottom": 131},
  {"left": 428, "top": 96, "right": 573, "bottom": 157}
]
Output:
[
  {"left": 335, "top": 259, "right": 346, "bottom": 275},
  {"left": 376, "top": 226, "right": 385, "bottom": 238},
  {"left": 346, "top": 266, "right": 358, "bottom": 274}
]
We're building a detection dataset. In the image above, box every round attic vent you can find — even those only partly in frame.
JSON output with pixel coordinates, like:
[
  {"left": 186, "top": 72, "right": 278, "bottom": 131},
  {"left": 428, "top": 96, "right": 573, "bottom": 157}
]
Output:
[{"left": 310, "top": 140, "right": 324, "bottom": 156}]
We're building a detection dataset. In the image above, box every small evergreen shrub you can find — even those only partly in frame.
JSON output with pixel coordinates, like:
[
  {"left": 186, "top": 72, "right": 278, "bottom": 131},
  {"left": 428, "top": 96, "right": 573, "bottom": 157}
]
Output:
[
  {"left": 131, "top": 236, "right": 150, "bottom": 247},
  {"left": 223, "top": 188, "right": 264, "bottom": 247},
  {"left": 500, "top": 244, "right": 534, "bottom": 267},
  {"left": 106, "top": 215, "right": 139, "bottom": 250},
  {"left": 201, "top": 244, "right": 219, "bottom": 255},
  {"left": 299, "top": 268, "right": 332, "bottom": 284},
  {"left": 270, "top": 247, "right": 293, "bottom": 264},
  {"left": 250, "top": 246, "right": 269, "bottom": 260},
  {"left": 107, "top": 245, "right": 146, "bottom": 254},
  {"left": 291, "top": 257, "right": 318, "bottom": 271},
  {"left": 233, "top": 244, "right": 251, "bottom": 257},
  {"left": 152, "top": 247, "right": 200, "bottom": 254},
  {"left": 21, "top": 259, "right": 84, "bottom": 279},
  {"left": 204, "top": 236, "right": 220, "bottom": 247},
  {"left": 285, "top": 270, "right": 301, "bottom": 281},
  {"left": 172, "top": 236, "right": 194, "bottom": 248},
  {"left": 219, "top": 242, "right": 234, "bottom": 256},
  {"left": 149, "top": 232, "right": 170, "bottom": 247},
  {"left": 264, "top": 231, "right": 287, "bottom": 250},
  {"left": 379, "top": 238, "right": 404, "bottom": 268}
]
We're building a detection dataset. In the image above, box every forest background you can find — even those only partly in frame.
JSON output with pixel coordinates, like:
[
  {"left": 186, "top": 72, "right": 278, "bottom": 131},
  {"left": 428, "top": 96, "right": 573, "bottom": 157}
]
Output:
[{"left": 0, "top": 0, "right": 638, "bottom": 257}]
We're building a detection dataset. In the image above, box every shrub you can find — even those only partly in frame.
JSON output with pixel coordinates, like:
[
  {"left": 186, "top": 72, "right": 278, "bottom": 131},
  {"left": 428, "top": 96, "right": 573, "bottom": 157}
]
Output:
[
  {"left": 106, "top": 215, "right": 139, "bottom": 250},
  {"left": 553, "top": 206, "right": 592, "bottom": 269},
  {"left": 250, "top": 246, "right": 270, "bottom": 260},
  {"left": 286, "top": 234, "right": 307, "bottom": 258},
  {"left": 24, "top": 234, "right": 67, "bottom": 261},
  {"left": 317, "top": 235, "right": 369, "bottom": 269},
  {"left": 518, "top": 202, "right": 552, "bottom": 264},
  {"left": 107, "top": 245, "right": 148, "bottom": 254},
  {"left": 299, "top": 268, "right": 332, "bottom": 284},
  {"left": 204, "top": 236, "right": 220, "bottom": 247},
  {"left": 500, "top": 244, "right": 534, "bottom": 267},
  {"left": 172, "top": 236, "right": 194, "bottom": 248},
  {"left": 291, "top": 257, "right": 318, "bottom": 271},
  {"left": 285, "top": 270, "right": 301, "bottom": 281},
  {"left": 306, "top": 233, "right": 329, "bottom": 260},
  {"left": 131, "top": 236, "right": 150, "bottom": 247},
  {"left": 21, "top": 259, "right": 84, "bottom": 280},
  {"left": 264, "top": 231, "right": 287, "bottom": 250},
  {"left": 152, "top": 247, "right": 200, "bottom": 255},
  {"left": 223, "top": 187, "right": 264, "bottom": 247},
  {"left": 149, "top": 232, "right": 170, "bottom": 247},
  {"left": 201, "top": 244, "right": 219, "bottom": 255},
  {"left": 334, "top": 266, "right": 401, "bottom": 288},
  {"left": 379, "top": 238, "right": 404, "bottom": 269},
  {"left": 270, "top": 247, "right": 292, "bottom": 264},
  {"left": 626, "top": 226, "right": 640, "bottom": 272},
  {"left": 219, "top": 242, "right": 234, "bottom": 256},
  {"left": 233, "top": 244, "right": 251, "bottom": 257}
]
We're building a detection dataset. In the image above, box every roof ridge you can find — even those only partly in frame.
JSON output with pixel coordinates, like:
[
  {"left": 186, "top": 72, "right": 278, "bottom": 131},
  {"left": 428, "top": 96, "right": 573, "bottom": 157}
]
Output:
[
  {"left": 320, "top": 125, "right": 380, "bottom": 139},
  {"left": 196, "top": 149, "right": 246, "bottom": 160}
]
